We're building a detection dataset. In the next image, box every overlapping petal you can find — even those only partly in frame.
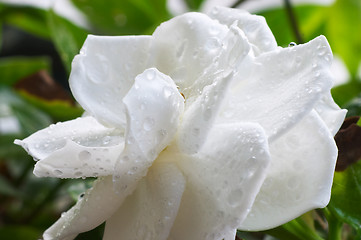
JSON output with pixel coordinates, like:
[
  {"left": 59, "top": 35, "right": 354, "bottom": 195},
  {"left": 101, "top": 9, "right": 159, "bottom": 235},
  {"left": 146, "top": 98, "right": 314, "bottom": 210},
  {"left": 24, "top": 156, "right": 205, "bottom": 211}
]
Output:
[
  {"left": 240, "top": 111, "right": 338, "bottom": 230},
  {"left": 315, "top": 92, "right": 347, "bottom": 135},
  {"left": 70, "top": 35, "right": 152, "bottom": 128},
  {"left": 218, "top": 35, "right": 334, "bottom": 140},
  {"left": 14, "top": 116, "right": 123, "bottom": 178},
  {"left": 43, "top": 177, "right": 123, "bottom": 240},
  {"left": 177, "top": 71, "right": 233, "bottom": 154},
  {"left": 169, "top": 122, "right": 270, "bottom": 239},
  {"left": 208, "top": 6, "right": 277, "bottom": 54},
  {"left": 103, "top": 162, "right": 185, "bottom": 240},
  {"left": 113, "top": 68, "right": 184, "bottom": 190}
]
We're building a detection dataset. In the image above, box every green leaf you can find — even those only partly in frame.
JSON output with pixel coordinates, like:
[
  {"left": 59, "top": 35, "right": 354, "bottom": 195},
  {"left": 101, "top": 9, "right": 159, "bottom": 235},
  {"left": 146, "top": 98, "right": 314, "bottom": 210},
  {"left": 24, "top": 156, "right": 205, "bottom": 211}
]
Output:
[
  {"left": 17, "top": 90, "right": 83, "bottom": 122},
  {"left": 71, "top": 0, "right": 170, "bottom": 35},
  {"left": 343, "top": 93, "right": 361, "bottom": 117},
  {"left": 261, "top": 215, "right": 324, "bottom": 240},
  {"left": 0, "top": 86, "right": 52, "bottom": 136},
  {"left": 0, "top": 57, "right": 51, "bottom": 86},
  {"left": 326, "top": 0, "right": 361, "bottom": 76},
  {"left": 328, "top": 161, "right": 361, "bottom": 234},
  {"left": 0, "top": 3, "right": 50, "bottom": 39},
  {"left": 47, "top": 9, "right": 88, "bottom": 73},
  {"left": 0, "top": 226, "right": 41, "bottom": 240},
  {"left": 0, "top": 174, "right": 19, "bottom": 196},
  {"left": 331, "top": 81, "right": 361, "bottom": 108},
  {"left": 0, "top": 134, "right": 28, "bottom": 159}
]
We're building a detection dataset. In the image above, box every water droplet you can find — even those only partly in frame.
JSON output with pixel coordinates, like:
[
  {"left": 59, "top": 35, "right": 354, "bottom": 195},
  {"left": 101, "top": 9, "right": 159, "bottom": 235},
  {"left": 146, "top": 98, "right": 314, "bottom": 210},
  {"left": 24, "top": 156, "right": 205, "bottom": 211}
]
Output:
[
  {"left": 288, "top": 42, "right": 297, "bottom": 47},
  {"left": 203, "top": 107, "right": 212, "bottom": 121},
  {"left": 193, "top": 50, "right": 199, "bottom": 58},
  {"left": 79, "top": 151, "right": 91, "bottom": 161},
  {"left": 127, "top": 136, "right": 134, "bottom": 144},
  {"left": 163, "top": 86, "right": 173, "bottom": 99},
  {"left": 228, "top": 189, "right": 243, "bottom": 206},
  {"left": 192, "top": 128, "right": 200, "bottom": 136},
  {"left": 75, "top": 171, "right": 83, "bottom": 177},
  {"left": 176, "top": 41, "right": 187, "bottom": 59},
  {"left": 143, "top": 117, "right": 155, "bottom": 131},
  {"left": 122, "top": 155, "right": 129, "bottom": 162},
  {"left": 146, "top": 70, "right": 155, "bottom": 80},
  {"left": 140, "top": 103, "right": 146, "bottom": 110},
  {"left": 209, "top": 25, "right": 221, "bottom": 35},
  {"left": 317, "top": 46, "right": 327, "bottom": 56},
  {"left": 287, "top": 176, "right": 300, "bottom": 189},
  {"left": 54, "top": 169, "right": 63, "bottom": 176},
  {"left": 205, "top": 37, "right": 221, "bottom": 51},
  {"left": 102, "top": 136, "right": 111, "bottom": 145},
  {"left": 211, "top": 7, "right": 219, "bottom": 15}
]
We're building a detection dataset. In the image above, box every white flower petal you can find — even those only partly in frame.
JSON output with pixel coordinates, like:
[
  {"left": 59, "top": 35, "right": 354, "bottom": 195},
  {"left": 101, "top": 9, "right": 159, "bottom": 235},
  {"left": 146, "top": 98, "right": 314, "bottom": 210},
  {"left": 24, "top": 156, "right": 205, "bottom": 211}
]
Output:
[
  {"left": 177, "top": 71, "right": 233, "bottom": 154},
  {"left": 315, "top": 92, "right": 347, "bottom": 136},
  {"left": 103, "top": 162, "right": 185, "bottom": 240},
  {"left": 122, "top": 68, "right": 184, "bottom": 159},
  {"left": 43, "top": 177, "right": 122, "bottom": 240},
  {"left": 169, "top": 123, "right": 270, "bottom": 239},
  {"left": 69, "top": 35, "right": 152, "bottom": 127},
  {"left": 113, "top": 68, "right": 184, "bottom": 188},
  {"left": 150, "top": 12, "right": 230, "bottom": 96},
  {"left": 240, "top": 111, "right": 337, "bottom": 230},
  {"left": 218, "top": 35, "right": 334, "bottom": 140},
  {"left": 33, "top": 140, "right": 122, "bottom": 178},
  {"left": 208, "top": 6, "right": 278, "bottom": 54},
  {"left": 14, "top": 116, "right": 123, "bottom": 178}
]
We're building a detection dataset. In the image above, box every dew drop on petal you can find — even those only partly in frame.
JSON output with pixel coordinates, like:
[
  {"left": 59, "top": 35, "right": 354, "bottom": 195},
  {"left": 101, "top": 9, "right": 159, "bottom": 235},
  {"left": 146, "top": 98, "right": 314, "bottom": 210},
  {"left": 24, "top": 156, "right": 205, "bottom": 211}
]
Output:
[
  {"left": 205, "top": 37, "right": 221, "bottom": 51},
  {"left": 54, "top": 169, "right": 63, "bottom": 176},
  {"left": 102, "top": 136, "right": 111, "bottom": 145},
  {"left": 203, "top": 107, "right": 212, "bottom": 121},
  {"left": 228, "top": 189, "right": 243, "bottom": 207},
  {"left": 75, "top": 171, "right": 83, "bottom": 178},
  {"left": 143, "top": 117, "right": 155, "bottom": 131},
  {"left": 146, "top": 70, "right": 155, "bottom": 80},
  {"left": 176, "top": 41, "right": 187, "bottom": 59},
  {"left": 79, "top": 150, "right": 91, "bottom": 161},
  {"left": 163, "top": 86, "right": 173, "bottom": 99},
  {"left": 288, "top": 42, "right": 297, "bottom": 47}
]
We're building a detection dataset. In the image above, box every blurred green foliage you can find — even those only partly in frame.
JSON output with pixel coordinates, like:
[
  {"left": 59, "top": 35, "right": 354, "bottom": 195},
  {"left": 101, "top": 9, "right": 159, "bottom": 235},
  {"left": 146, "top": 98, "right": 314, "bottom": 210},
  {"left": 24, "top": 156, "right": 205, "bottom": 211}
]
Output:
[{"left": 0, "top": 0, "right": 361, "bottom": 239}]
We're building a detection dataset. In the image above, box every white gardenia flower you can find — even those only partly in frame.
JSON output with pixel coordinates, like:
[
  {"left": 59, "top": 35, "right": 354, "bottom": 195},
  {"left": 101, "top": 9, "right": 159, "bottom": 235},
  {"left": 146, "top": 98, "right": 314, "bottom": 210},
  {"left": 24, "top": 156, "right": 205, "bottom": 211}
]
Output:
[{"left": 15, "top": 6, "right": 346, "bottom": 240}]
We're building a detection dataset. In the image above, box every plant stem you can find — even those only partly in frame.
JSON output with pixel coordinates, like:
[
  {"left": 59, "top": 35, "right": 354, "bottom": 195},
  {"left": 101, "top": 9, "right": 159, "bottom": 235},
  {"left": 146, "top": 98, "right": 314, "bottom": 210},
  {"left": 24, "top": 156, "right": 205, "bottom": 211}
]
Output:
[
  {"left": 284, "top": 0, "right": 304, "bottom": 44},
  {"left": 323, "top": 208, "right": 342, "bottom": 240}
]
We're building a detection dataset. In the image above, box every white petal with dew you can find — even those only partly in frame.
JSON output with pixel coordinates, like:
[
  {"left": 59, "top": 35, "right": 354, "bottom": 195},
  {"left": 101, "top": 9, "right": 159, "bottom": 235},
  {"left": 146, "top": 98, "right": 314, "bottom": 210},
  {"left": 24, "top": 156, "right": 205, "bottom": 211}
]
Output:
[
  {"left": 150, "top": 12, "right": 229, "bottom": 98},
  {"left": 70, "top": 35, "right": 152, "bottom": 128},
  {"left": 44, "top": 177, "right": 126, "bottom": 240},
  {"left": 14, "top": 116, "right": 123, "bottom": 178},
  {"left": 218, "top": 35, "right": 334, "bottom": 141},
  {"left": 177, "top": 71, "right": 233, "bottom": 154},
  {"left": 33, "top": 140, "right": 122, "bottom": 178},
  {"left": 208, "top": 6, "right": 277, "bottom": 54},
  {"left": 168, "top": 122, "right": 270, "bottom": 240},
  {"left": 103, "top": 162, "right": 185, "bottom": 240},
  {"left": 314, "top": 92, "right": 347, "bottom": 136},
  {"left": 113, "top": 68, "right": 184, "bottom": 189},
  {"left": 240, "top": 110, "right": 337, "bottom": 230}
]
